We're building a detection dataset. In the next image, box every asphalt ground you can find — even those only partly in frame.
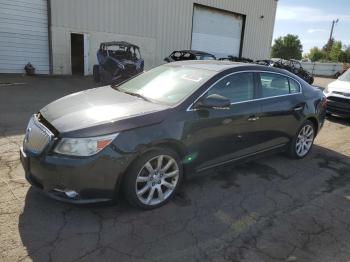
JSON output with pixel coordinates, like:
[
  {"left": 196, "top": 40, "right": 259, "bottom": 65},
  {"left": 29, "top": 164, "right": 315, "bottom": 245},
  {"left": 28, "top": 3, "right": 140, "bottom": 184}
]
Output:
[{"left": 1, "top": 75, "right": 350, "bottom": 262}]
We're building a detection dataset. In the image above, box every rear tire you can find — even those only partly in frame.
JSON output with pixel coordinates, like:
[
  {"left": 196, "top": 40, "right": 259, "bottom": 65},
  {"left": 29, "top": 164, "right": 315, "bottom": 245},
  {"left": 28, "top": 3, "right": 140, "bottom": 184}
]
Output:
[
  {"left": 93, "top": 65, "right": 100, "bottom": 82},
  {"left": 124, "top": 148, "right": 183, "bottom": 210},
  {"left": 287, "top": 120, "right": 315, "bottom": 159}
]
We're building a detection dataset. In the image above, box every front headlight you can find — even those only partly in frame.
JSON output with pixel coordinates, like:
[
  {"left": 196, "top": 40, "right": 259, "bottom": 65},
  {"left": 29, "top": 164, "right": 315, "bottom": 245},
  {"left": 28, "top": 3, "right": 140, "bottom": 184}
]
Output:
[
  {"left": 53, "top": 133, "right": 119, "bottom": 156},
  {"left": 323, "top": 87, "right": 330, "bottom": 94}
]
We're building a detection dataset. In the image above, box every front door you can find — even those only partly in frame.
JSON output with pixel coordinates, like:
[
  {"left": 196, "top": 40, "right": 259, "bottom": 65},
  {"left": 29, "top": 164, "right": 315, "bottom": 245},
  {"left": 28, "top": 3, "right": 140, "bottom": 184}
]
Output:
[
  {"left": 183, "top": 72, "right": 263, "bottom": 171},
  {"left": 257, "top": 72, "right": 305, "bottom": 148}
]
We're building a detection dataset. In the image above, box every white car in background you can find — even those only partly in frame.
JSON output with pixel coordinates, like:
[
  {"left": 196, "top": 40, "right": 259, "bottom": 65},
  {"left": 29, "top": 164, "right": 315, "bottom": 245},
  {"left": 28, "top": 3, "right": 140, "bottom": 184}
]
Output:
[{"left": 323, "top": 69, "right": 350, "bottom": 117}]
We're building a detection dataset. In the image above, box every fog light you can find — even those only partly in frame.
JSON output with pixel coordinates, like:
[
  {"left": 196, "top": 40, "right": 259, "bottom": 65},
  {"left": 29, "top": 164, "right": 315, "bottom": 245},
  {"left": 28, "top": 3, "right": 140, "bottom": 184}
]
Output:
[{"left": 65, "top": 190, "right": 79, "bottom": 198}]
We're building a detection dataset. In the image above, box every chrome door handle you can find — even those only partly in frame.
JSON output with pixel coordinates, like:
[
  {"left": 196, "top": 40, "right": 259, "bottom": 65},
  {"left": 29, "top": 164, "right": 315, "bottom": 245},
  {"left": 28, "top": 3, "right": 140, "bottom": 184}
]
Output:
[
  {"left": 247, "top": 116, "right": 260, "bottom": 121},
  {"left": 293, "top": 106, "right": 303, "bottom": 111}
]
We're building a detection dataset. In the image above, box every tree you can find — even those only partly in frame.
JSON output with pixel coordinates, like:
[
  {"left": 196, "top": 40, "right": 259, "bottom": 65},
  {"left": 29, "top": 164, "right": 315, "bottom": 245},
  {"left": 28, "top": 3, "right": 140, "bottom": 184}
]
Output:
[
  {"left": 345, "top": 46, "right": 350, "bottom": 63},
  {"left": 306, "top": 47, "right": 325, "bottom": 62},
  {"left": 322, "top": 37, "right": 334, "bottom": 52},
  {"left": 329, "top": 41, "right": 346, "bottom": 62},
  {"left": 271, "top": 34, "right": 303, "bottom": 60}
]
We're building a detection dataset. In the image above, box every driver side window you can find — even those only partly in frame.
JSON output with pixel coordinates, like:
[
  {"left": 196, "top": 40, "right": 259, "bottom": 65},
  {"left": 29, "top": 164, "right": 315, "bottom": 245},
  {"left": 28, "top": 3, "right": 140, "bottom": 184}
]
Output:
[{"left": 207, "top": 73, "right": 254, "bottom": 103}]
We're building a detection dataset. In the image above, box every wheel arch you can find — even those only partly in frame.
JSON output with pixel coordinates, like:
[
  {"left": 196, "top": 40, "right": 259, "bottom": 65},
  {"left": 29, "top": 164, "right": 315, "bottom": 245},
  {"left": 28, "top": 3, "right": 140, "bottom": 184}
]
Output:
[
  {"left": 112, "top": 140, "right": 188, "bottom": 201},
  {"left": 305, "top": 116, "right": 319, "bottom": 135}
]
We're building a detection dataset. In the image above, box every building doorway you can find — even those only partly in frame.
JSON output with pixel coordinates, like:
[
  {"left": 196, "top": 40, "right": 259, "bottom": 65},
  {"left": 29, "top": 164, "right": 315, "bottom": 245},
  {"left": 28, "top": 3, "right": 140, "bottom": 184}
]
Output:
[{"left": 71, "top": 33, "right": 84, "bottom": 75}]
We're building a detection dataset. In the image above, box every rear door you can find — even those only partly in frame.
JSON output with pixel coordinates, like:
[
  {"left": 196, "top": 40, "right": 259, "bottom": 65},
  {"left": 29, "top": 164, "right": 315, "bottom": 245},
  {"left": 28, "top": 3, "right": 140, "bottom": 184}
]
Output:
[
  {"left": 184, "top": 72, "right": 264, "bottom": 171},
  {"left": 257, "top": 72, "right": 305, "bottom": 148}
]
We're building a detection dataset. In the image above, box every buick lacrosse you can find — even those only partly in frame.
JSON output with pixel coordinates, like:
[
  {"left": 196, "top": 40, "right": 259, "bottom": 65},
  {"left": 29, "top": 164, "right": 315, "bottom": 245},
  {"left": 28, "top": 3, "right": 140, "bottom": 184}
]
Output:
[{"left": 20, "top": 61, "right": 326, "bottom": 209}]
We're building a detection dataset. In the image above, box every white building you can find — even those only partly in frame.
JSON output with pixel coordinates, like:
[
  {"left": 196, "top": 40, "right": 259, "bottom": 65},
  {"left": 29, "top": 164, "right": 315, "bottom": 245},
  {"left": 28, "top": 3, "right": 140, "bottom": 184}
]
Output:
[{"left": 0, "top": 0, "right": 278, "bottom": 75}]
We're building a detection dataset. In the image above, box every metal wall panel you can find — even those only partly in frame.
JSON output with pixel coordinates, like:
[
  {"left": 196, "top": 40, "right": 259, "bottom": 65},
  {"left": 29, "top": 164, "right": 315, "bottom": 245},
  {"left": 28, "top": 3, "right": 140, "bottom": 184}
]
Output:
[
  {"left": 50, "top": 0, "right": 277, "bottom": 75},
  {"left": 0, "top": 0, "right": 49, "bottom": 74}
]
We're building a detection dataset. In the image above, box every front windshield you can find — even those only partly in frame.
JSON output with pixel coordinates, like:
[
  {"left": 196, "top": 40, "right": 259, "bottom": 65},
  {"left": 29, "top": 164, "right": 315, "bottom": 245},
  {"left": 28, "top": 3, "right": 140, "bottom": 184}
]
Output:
[
  {"left": 339, "top": 69, "right": 350, "bottom": 82},
  {"left": 117, "top": 65, "right": 216, "bottom": 105}
]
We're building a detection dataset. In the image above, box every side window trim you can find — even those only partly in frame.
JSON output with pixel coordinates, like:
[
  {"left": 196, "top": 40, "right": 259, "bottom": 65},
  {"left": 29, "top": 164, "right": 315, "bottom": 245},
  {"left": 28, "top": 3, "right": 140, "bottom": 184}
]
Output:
[
  {"left": 187, "top": 70, "right": 302, "bottom": 112},
  {"left": 287, "top": 78, "right": 291, "bottom": 93},
  {"left": 253, "top": 72, "right": 260, "bottom": 100},
  {"left": 288, "top": 78, "right": 301, "bottom": 94},
  {"left": 256, "top": 72, "right": 302, "bottom": 99}
]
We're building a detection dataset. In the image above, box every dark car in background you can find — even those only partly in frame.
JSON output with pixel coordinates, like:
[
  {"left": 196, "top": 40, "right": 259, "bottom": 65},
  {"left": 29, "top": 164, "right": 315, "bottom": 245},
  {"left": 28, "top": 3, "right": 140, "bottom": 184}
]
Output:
[
  {"left": 164, "top": 50, "right": 216, "bottom": 62},
  {"left": 93, "top": 41, "right": 144, "bottom": 84},
  {"left": 271, "top": 59, "right": 314, "bottom": 85},
  {"left": 219, "top": 56, "right": 254, "bottom": 63},
  {"left": 20, "top": 61, "right": 326, "bottom": 209}
]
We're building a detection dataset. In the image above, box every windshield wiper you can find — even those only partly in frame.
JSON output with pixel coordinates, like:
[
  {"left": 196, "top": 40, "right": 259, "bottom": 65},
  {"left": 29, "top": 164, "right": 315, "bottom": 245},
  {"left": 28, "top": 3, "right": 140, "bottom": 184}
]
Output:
[
  {"left": 124, "top": 91, "right": 151, "bottom": 102},
  {"left": 114, "top": 87, "right": 151, "bottom": 102}
]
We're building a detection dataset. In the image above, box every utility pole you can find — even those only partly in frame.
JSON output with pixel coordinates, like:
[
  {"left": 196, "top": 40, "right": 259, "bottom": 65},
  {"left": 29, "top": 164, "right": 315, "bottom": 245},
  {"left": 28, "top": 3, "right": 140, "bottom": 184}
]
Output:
[{"left": 327, "top": 19, "right": 339, "bottom": 60}]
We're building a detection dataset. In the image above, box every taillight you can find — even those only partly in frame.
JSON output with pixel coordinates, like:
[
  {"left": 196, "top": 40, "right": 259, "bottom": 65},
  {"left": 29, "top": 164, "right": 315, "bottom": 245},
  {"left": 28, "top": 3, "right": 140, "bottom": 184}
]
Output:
[{"left": 321, "top": 96, "right": 327, "bottom": 108}]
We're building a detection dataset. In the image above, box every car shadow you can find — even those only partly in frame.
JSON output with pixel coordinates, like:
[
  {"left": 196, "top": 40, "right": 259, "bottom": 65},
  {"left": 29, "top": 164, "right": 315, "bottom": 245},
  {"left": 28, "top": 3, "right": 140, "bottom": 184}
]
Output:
[
  {"left": 326, "top": 114, "right": 350, "bottom": 126},
  {"left": 18, "top": 145, "right": 350, "bottom": 261}
]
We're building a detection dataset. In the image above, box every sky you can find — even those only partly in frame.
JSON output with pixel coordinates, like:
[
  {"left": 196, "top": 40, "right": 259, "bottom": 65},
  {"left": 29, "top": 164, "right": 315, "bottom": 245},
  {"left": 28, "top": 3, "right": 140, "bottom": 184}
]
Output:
[{"left": 273, "top": 0, "right": 350, "bottom": 54}]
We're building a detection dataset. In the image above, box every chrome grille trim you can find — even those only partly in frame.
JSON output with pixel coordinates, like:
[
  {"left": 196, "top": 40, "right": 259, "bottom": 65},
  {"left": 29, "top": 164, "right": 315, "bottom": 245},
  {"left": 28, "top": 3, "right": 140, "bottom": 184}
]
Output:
[{"left": 23, "top": 115, "right": 54, "bottom": 155}]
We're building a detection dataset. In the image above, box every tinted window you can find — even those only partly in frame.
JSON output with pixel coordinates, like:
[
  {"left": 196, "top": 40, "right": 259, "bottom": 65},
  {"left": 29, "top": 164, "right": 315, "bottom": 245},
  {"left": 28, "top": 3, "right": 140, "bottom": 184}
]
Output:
[
  {"left": 208, "top": 73, "right": 254, "bottom": 103},
  {"left": 339, "top": 69, "right": 350, "bottom": 82},
  {"left": 260, "top": 73, "right": 299, "bottom": 98},
  {"left": 289, "top": 78, "right": 300, "bottom": 93}
]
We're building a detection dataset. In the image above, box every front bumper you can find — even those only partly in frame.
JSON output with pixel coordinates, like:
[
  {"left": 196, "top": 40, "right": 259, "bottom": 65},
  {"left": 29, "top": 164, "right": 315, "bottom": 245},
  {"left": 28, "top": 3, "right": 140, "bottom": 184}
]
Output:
[
  {"left": 20, "top": 146, "right": 133, "bottom": 204},
  {"left": 326, "top": 95, "right": 350, "bottom": 117}
]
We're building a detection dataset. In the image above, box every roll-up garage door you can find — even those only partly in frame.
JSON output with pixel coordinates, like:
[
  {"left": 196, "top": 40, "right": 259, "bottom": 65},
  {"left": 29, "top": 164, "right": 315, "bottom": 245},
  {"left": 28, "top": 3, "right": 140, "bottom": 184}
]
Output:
[
  {"left": 191, "top": 5, "right": 244, "bottom": 59},
  {"left": 0, "top": 0, "right": 49, "bottom": 74}
]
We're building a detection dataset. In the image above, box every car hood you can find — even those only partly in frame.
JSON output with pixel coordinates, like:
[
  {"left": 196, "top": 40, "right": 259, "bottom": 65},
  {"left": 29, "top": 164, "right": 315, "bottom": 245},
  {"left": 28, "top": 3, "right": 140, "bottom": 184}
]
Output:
[
  {"left": 40, "top": 86, "right": 169, "bottom": 135},
  {"left": 328, "top": 79, "right": 350, "bottom": 93}
]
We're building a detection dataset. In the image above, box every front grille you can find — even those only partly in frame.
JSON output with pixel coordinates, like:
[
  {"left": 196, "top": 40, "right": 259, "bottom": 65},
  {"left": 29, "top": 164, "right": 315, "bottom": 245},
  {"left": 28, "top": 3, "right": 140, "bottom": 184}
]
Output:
[
  {"left": 333, "top": 91, "right": 350, "bottom": 97},
  {"left": 327, "top": 105, "right": 350, "bottom": 115},
  {"left": 23, "top": 115, "right": 54, "bottom": 155},
  {"left": 327, "top": 96, "right": 350, "bottom": 103}
]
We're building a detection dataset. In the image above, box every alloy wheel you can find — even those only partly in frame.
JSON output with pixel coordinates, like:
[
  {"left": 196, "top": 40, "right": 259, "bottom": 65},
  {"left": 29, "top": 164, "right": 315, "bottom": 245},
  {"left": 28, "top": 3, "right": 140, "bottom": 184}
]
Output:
[
  {"left": 295, "top": 124, "right": 314, "bottom": 157},
  {"left": 135, "top": 155, "right": 179, "bottom": 206}
]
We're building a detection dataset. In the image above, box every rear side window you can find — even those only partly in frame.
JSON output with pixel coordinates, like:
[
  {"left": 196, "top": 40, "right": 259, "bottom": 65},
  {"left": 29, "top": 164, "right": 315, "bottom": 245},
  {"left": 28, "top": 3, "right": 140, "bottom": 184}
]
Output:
[
  {"left": 259, "top": 73, "right": 300, "bottom": 98},
  {"left": 208, "top": 72, "right": 254, "bottom": 103},
  {"left": 289, "top": 78, "right": 300, "bottom": 93}
]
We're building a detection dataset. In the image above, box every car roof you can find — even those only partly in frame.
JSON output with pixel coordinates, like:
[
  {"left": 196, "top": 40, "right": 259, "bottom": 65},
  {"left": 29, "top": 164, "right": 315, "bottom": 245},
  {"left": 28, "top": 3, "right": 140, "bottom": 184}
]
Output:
[
  {"left": 167, "top": 60, "right": 266, "bottom": 72},
  {"left": 166, "top": 60, "right": 303, "bottom": 80},
  {"left": 101, "top": 41, "right": 139, "bottom": 49}
]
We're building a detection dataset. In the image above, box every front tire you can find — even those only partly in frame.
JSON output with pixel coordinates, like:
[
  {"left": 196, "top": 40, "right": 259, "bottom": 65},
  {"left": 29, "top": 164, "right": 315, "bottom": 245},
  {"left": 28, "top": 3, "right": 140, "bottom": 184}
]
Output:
[
  {"left": 288, "top": 120, "right": 315, "bottom": 159},
  {"left": 124, "top": 148, "right": 183, "bottom": 210},
  {"left": 93, "top": 65, "right": 100, "bottom": 82}
]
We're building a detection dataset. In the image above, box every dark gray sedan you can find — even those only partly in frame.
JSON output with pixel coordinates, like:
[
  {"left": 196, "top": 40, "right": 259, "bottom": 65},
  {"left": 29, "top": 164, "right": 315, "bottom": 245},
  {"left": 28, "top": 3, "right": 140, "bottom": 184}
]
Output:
[{"left": 20, "top": 61, "right": 327, "bottom": 209}]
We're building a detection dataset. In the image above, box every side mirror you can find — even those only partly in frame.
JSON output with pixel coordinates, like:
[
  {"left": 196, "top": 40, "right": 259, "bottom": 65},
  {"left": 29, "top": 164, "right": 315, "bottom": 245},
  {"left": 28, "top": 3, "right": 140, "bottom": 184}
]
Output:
[{"left": 195, "top": 94, "right": 231, "bottom": 110}]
